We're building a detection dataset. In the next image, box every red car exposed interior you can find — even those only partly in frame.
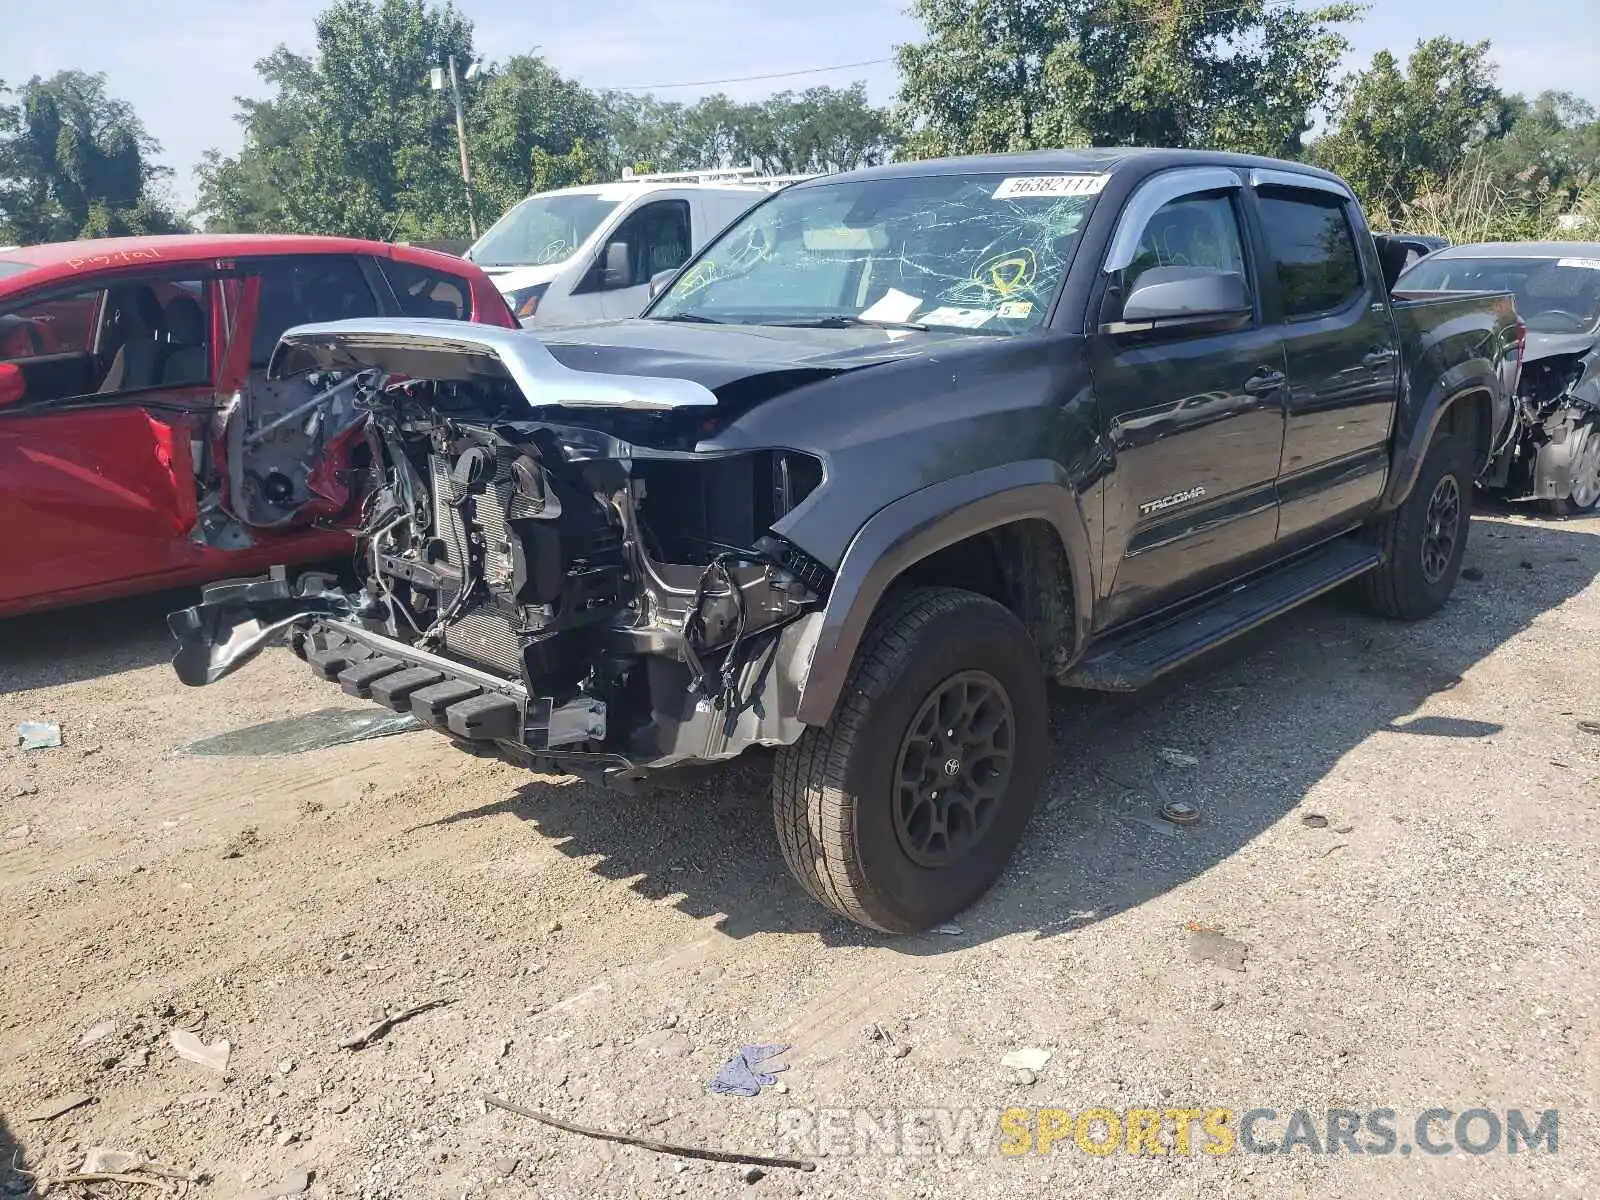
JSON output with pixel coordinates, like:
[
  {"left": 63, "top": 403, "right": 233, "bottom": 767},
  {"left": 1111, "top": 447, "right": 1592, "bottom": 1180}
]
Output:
[{"left": 0, "top": 234, "right": 515, "bottom": 617}]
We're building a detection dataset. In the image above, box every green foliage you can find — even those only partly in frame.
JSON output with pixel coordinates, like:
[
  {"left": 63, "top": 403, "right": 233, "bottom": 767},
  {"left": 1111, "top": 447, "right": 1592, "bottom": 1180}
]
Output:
[
  {"left": 0, "top": 71, "right": 187, "bottom": 245},
  {"left": 604, "top": 84, "right": 895, "bottom": 176},
  {"left": 196, "top": 2, "right": 616, "bottom": 239},
  {"left": 1480, "top": 92, "right": 1600, "bottom": 209},
  {"left": 196, "top": 1, "right": 894, "bottom": 239},
  {"left": 471, "top": 56, "right": 611, "bottom": 219},
  {"left": 15, "top": 0, "right": 1592, "bottom": 252},
  {"left": 1367, "top": 156, "right": 1600, "bottom": 245},
  {"left": 197, "top": 0, "right": 477, "bottom": 238},
  {"left": 894, "top": 0, "right": 1359, "bottom": 159},
  {"left": 1312, "top": 38, "right": 1510, "bottom": 209}
]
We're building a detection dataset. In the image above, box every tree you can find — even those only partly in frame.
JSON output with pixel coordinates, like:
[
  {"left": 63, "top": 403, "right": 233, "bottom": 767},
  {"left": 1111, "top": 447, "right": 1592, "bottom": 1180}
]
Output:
[
  {"left": 196, "top": 1, "right": 611, "bottom": 239},
  {"left": 604, "top": 84, "right": 895, "bottom": 176},
  {"left": 1481, "top": 91, "right": 1600, "bottom": 208},
  {"left": 0, "top": 71, "right": 187, "bottom": 245},
  {"left": 741, "top": 85, "right": 898, "bottom": 174},
  {"left": 197, "top": 0, "right": 475, "bottom": 238},
  {"left": 469, "top": 55, "right": 611, "bottom": 220},
  {"left": 895, "top": 0, "right": 1358, "bottom": 160},
  {"left": 1313, "top": 38, "right": 1510, "bottom": 210}
]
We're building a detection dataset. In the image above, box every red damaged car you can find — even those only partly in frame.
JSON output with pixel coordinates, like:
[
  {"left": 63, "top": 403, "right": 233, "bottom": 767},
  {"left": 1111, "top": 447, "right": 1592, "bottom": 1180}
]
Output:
[{"left": 0, "top": 234, "right": 515, "bottom": 617}]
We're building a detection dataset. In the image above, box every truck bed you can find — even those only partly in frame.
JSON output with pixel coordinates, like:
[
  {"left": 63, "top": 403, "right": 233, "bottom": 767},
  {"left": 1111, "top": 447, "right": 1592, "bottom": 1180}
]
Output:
[{"left": 1389, "top": 287, "right": 1521, "bottom": 456}]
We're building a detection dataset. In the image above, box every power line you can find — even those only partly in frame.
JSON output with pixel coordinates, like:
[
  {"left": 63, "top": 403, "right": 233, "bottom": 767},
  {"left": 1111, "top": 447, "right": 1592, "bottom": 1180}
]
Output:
[{"left": 600, "top": 58, "right": 894, "bottom": 93}]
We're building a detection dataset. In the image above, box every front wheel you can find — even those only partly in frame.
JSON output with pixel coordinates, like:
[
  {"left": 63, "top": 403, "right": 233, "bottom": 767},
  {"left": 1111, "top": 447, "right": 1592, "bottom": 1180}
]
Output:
[
  {"left": 1544, "top": 423, "right": 1600, "bottom": 517},
  {"left": 772, "top": 587, "right": 1048, "bottom": 933},
  {"left": 1354, "top": 432, "right": 1473, "bottom": 620}
]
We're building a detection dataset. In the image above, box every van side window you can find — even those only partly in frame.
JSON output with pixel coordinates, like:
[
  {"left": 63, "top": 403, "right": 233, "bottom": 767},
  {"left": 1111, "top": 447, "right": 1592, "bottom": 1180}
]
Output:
[
  {"left": 1256, "top": 189, "right": 1364, "bottom": 318},
  {"left": 379, "top": 259, "right": 471, "bottom": 320},
  {"left": 609, "top": 200, "right": 692, "bottom": 289}
]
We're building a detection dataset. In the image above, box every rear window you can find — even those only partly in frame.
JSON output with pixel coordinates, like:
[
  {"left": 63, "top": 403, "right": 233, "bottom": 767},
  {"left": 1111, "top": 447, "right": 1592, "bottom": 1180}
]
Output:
[
  {"left": 1398, "top": 255, "right": 1600, "bottom": 334},
  {"left": 248, "top": 256, "right": 380, "bottom": 366},
  {"left": 380, "top": 259, "right": 471, "bottom": 320}
]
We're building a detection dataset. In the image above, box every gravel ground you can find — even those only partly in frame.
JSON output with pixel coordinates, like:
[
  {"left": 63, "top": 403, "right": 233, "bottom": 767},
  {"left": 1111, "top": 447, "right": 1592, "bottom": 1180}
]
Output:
[{"left": 2, "top": 505, "right": 1597, "bottom": 1200}]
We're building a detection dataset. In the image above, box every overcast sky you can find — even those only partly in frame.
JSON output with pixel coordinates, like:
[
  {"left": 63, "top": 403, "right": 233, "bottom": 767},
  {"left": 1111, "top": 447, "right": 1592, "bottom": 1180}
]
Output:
[{"left": 5, "top": 0, "right": 1598, "bottom": 209}]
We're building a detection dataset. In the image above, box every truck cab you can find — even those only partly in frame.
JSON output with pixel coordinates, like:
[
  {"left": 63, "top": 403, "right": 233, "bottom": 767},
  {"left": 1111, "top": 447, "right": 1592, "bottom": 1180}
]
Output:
[{"left": 466, "top": 168, "right": 815, "bottom": 327}]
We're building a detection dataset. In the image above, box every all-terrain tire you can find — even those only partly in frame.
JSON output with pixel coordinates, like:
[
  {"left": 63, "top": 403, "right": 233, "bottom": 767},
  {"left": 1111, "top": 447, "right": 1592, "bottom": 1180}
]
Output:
[
  {"left": 1353, "top": 432, "right": 1474, "bottom": 619},
  {"left": 772, "top": 587, "right": 1048, "bottom": 933}
]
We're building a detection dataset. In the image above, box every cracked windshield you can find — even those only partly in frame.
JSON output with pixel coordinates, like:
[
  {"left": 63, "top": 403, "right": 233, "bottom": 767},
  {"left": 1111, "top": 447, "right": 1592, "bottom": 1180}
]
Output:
[
  {"left": 649, "top": 172, "right": 1102, "bottom": 332},
  {"left": 468, "top": 192, "right": 620, "bottom": 267}
]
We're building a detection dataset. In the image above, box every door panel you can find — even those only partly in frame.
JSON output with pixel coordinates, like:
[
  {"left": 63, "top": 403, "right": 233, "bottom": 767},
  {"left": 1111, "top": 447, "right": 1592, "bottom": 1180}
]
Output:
[
  {"left": 0, "top": 407, "right": 200, "bottom": 604},
  {"left": 1090, "top": 183, "right": 1287, "bottom": 628},
  {"left": 1254, "top": 187, "right": 1399, "bottom": 541},
  {"left": 0, "top": 271, "right": 220, "bottom": 607},
  {"left": 1094, "top": 328, "right": 1287, "bottom": 626}
]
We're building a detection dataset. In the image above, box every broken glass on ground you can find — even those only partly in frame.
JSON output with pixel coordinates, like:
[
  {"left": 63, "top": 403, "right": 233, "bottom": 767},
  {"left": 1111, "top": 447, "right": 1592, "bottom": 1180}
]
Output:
[
  {"left": 16, "top": 721, "right": 62, "bottom": 750},
  {"left": 180, "top": 707, "right": 418, "bottom": 757}
]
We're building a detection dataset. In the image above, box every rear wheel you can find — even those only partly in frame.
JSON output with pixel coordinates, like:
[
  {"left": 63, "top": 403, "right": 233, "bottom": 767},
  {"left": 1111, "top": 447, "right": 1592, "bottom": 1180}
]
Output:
[
  {"left": 1354, "top": 432, "right": 1473, "bottom": 619},
  {"left": 772, "top": 587, "right": 1048, "bottom": 933}
]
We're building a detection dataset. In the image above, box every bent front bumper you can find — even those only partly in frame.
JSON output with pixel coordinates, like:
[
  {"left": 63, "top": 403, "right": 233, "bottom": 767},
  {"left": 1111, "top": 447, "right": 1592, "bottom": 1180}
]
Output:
[{"left": 168, "top": 569, "right": 821, "bottom": 786}]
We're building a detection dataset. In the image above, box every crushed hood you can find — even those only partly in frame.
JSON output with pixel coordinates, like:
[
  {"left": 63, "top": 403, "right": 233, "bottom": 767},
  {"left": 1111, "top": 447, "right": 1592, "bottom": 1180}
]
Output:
[
  {"left": 271, "top": 316, "right": 975, "bottom": 411},
  {"left": 1523, "top": 329, "right": 1598, "bottom": 365},
  {"left": 538, "top": 317, "right": 980, "bottom": 392},
  {"left": 270, "top": 318, "right": 717, "bottom": 411}
]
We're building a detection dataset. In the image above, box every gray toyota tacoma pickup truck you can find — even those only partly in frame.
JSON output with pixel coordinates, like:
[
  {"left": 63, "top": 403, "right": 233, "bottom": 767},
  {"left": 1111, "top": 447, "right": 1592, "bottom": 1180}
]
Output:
[{"left": 170, "top": 149, "right": 1521, "bottom": 933}]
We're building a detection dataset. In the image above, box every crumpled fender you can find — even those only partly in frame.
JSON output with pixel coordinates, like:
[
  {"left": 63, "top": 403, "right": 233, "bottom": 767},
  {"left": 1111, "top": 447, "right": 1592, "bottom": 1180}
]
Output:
[{"left": 793, "top": 460, "right": 1095, "bottom": 728}]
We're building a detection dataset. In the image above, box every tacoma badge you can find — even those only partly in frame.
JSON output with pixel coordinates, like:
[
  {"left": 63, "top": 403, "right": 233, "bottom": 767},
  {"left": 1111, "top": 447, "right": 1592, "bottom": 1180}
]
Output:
[{"left": 1139, "top": 486, "right": 1207, "bottom": 516}]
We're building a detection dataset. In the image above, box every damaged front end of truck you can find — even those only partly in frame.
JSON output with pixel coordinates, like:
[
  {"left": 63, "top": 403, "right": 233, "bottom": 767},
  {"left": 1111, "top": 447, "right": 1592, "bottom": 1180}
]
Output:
[
  {"left": 168, "top": 318, "right": 836, "bottom": 787},
  {"left": 1484, "top": 332, "right": 1600, "bottom": 515}
]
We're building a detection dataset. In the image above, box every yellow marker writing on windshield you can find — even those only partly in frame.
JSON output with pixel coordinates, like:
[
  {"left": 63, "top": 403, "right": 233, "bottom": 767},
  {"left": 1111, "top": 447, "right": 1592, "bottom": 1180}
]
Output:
[{"left": 976, "top": 249, "right": 1037, "bottom": 298}]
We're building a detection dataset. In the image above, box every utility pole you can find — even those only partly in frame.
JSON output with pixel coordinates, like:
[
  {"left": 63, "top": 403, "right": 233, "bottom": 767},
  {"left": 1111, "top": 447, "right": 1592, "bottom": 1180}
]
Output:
[{"left": 446, "top": 55, "right": 477, "bottom": 239}]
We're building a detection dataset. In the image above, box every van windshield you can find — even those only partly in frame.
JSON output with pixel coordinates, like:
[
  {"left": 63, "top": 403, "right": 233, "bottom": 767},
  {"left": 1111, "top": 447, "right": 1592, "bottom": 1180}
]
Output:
[
  {"left": 470, "top": 194, "right": 621, "bottom": 268},
  {"left": 647, "top": 170, "right": 1101, "bottom": 333}
]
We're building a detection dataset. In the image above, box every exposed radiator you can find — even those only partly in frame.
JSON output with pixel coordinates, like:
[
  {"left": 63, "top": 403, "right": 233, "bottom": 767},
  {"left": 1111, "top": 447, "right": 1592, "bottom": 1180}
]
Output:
[
  {"left": 429, "top": 449, "right": 546, "bottom": 586},
  {"left": 443, "top": 607, "right": 523, "bottom": 675}
]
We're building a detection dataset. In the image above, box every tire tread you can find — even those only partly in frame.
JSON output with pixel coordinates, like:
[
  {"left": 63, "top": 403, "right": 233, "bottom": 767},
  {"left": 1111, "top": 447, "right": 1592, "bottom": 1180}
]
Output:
[
  {"left": 1354, "top": 433, "right": 1472, "bottom": 620},
  {"left": 773, "top": 587, "right": 1024, "bottom": 932}
]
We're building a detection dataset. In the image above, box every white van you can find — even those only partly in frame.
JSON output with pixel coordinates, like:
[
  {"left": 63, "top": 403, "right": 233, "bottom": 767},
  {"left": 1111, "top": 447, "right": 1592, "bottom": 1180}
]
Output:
[{"left": 466, "top": 168, "right": 815, "bottom": 327}]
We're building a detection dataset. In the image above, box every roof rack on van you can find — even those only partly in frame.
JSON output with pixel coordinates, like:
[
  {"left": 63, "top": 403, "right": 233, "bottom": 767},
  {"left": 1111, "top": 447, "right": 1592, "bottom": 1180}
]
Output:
[{"left": 618, "top": 164, "right": 824, "bottom": 190}]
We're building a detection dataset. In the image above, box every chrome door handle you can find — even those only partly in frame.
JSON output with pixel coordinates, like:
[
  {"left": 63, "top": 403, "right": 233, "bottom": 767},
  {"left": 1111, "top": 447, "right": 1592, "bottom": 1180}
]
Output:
[{"left": 1242, "top": 368, "right": 1286, "bottom": 396}]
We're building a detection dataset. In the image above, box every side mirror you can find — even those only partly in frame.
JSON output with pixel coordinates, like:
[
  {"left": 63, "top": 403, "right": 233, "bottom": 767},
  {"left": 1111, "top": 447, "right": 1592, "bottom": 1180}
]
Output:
[
  {"left": 0, "top": 362, "right": 26, "bottom": 408},
  {"left": 1116, "top": 267, "right": 1252, "bottom": 328},
  {"left": 602, "top": 241, "right": 632, "bottom": 289},
  {"left": 648, "top": 268, "right": 677, "bottom": 299}
]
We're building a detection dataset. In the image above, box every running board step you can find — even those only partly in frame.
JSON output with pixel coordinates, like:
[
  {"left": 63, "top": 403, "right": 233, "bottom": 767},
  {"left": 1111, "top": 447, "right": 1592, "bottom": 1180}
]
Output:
[{"left": 1063, "top": 540, "right": 1382, "bottom": 693}]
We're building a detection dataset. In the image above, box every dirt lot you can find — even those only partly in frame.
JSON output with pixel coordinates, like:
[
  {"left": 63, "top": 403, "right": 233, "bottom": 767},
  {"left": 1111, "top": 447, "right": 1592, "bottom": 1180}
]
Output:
[{"left": 3, "top": 506, "right": 1598, "bottom": 1200}]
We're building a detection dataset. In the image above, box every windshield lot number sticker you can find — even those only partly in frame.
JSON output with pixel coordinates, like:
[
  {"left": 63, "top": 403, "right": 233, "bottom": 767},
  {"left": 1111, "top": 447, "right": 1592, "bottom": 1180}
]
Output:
[{"left": 993, "top": 174, "right": 1109, "bottom": 199}]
